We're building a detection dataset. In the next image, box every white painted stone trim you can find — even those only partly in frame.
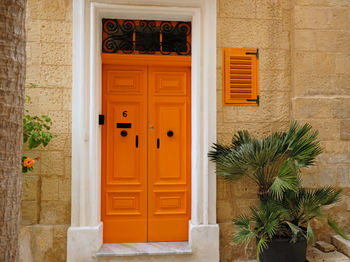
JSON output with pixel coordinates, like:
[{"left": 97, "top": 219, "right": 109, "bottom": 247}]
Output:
[{"left": 69, "top": 1, "right": 218, "bottom": 261}]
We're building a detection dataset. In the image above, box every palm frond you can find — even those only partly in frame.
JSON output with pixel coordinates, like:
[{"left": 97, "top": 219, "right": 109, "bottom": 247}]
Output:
[
  {"left": 314, "top": 187, "right": 342, "bottom": 206},
  {"left": 232, "top": 130, "right": 252, "bottom": 147},
  {"left": 256, "top": 235, "right": 268, "bottom": 262},
  {"left": 269, "top": 160, "right": 299, "bottom": 200},
  {"left": 285, "top": 121, "right": 322, "bottom": 167},
  {"left": 232, "top": 215, "right": 256, "bottom": 245},
  {"left": 307, "top": 222, "right": 315, "bottom": 242},
  {"left": 208, "top": 143, "right": 232, "bottom": 162},
  {"left": 285, "top": 221, "right": 305, "bottom": 243}
]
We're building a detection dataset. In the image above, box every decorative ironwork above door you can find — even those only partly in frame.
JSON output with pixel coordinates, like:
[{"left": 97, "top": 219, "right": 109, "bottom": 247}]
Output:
[{"left": 102, "top": 19, "right": 191, "bottom": 56}]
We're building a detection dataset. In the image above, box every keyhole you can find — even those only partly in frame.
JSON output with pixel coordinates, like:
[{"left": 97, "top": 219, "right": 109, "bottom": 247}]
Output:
[
  {"left": 121, "top": 130, "right": 127, "bottom": 137},
  {"left": 167, "top": 130, "right": 174, "bottom": 137}
]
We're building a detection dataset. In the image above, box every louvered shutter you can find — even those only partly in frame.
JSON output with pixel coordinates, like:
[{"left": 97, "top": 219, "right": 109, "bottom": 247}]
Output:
[{"left": 222, "top": 48, "right": 259, "bottom": 106}]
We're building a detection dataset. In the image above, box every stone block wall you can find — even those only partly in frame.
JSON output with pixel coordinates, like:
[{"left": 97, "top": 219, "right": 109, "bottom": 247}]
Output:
[
  {"left": 292, "top": 0, "right": 350, "bottom": 241},
  {"left": 217, "top": 0, "right": 292, "bottom": 260},
  {"left": 20, "top": 0, "right": 72, "bottom": 261}
]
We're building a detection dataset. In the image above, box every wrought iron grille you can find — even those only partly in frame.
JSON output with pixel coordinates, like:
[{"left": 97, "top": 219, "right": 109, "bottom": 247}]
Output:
[{"left": 102, "top": 19, "right": 191, "bottom": 56}]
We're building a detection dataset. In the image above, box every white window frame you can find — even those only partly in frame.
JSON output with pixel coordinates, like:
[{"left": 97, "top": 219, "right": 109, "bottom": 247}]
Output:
[{"left": 68, "top": 1, "right": 218, "bottom": 261}]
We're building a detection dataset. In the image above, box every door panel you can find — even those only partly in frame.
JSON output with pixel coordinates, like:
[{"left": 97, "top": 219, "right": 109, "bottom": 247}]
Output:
[
  {"left": 102, "top": 64, "right": 148, "bottom": 243},
  {"left": 102, "top": 55, "right": 191, "bottom": 243},
  {"left": 148, "top": 65, "right": 191, "bottom": 242}
]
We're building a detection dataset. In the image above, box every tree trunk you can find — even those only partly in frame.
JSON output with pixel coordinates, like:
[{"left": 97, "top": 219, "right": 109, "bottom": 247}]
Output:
[{"left": 0, "top": 0, "right": 26, "bottom": 261}]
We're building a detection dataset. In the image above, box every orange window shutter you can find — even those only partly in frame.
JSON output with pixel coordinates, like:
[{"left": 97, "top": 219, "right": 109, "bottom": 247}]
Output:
[{"left": 222, "top": 48, "right": 259, "bottom": 106}]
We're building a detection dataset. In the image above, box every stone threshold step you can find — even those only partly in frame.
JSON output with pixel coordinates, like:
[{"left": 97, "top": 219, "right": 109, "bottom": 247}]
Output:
[
  {"left": 307, "top": 247, "right": 350, "bottom": 262},
  {"left": 96, "top": 242, "right": 192, "bottom": 257},
  {"left": 332, "top": 235, "right": 350, "bottom": 258}
]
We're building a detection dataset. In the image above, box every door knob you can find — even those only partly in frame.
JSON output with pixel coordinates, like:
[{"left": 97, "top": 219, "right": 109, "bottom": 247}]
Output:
[
  {"left": 167, "top": 130, "right": 174, "bottom": 137},
  {"left": 121, "top": 130, "right": 127, "bottom": 137}
]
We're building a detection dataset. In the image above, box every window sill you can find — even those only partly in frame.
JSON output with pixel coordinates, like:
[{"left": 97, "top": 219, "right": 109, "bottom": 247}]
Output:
[{"left": 96, "top": 242, "right": 192, "bottom": 257}]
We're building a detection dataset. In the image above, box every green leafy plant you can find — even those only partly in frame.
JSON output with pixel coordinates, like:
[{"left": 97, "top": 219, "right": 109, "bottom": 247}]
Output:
[
  {"left": 209, "top": 122, "right": 322, "bottom": 201},
  {"left": 22, "top": 83, "right": 57, "bottom": 172},
  {"left": 209, "top": 121, "right": 349, "bottom": 261}
]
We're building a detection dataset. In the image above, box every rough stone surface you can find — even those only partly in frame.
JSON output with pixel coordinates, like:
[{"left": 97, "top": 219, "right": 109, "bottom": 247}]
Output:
[
  {"left": 315, "top": 241, "right": 336, "bottom": 253},
  {"left": 307, "top": 247, "right": 350, "bottom": 262},
  {"left": 331, "top": 235, "right": 350, "bottom": 258},
  {"left": 20, "top": 0, "right": 72, "bottom": 261},
  {"left": 218, "top": 0, "right": 350, "bottom": 261}
]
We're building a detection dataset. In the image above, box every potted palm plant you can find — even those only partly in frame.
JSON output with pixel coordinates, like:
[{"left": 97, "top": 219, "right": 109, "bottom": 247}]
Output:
[{"left": 209, "top": 121, "right": 349, "bottom": 262}]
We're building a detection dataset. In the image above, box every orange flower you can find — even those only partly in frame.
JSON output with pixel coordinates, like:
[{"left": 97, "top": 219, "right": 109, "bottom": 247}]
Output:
[
  {"left": 35, "top": 157, "right": 40, "bottom": 161},
  {"left": 23, "top": 157, "right": 35, "bottom": 167}
]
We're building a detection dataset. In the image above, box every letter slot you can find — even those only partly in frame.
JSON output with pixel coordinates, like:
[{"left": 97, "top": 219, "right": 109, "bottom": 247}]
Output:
[{"left": 116, "top": 123, "right": 132, "bottom": 128}]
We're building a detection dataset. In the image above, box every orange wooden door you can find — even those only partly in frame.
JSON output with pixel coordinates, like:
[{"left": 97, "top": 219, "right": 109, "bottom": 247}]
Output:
[
  {"left": 102, "top": 54, "right": 191, "bottom": 243},
  {"left": 101, "top": 62, "right": 148, "bottom": 243},
  {"left": 147, "top": 63, "right": 191, "bottom": 242}
]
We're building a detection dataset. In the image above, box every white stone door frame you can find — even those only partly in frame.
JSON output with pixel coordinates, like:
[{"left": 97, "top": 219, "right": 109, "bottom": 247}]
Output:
[{"left": 68, "top": 1, "right": 218, "bottom": 261}]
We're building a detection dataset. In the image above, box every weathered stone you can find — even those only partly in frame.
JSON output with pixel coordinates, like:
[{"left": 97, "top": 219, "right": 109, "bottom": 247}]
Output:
[
  {"left": 294, "top": 120, "right": 339, "bottom": 141},
  {"left": 337, "top": 166, "right": 350, "bottom": 187},
  {"left": 21, "top": 201, "right": 39, "bottom": 225},
  {"left": 301, "top": 173, "right": 320, "bottom": 188},
  {"left": 318, "top": 153, "right": 350, "bottom": 165},
  {"left": 260, "top": 70, "right": 290, "bottom": 91},
  {"left": 28, "top": 0, "right": 67, "bottom": 20},
  {"left": 26, "top": 42, "right": 41, "bottom": 65},
  {"left": 256, "top": 0, "right": 283, "bottom": 19},
  {"left": 40, "top": 200, "right": 70, "bottom": 224},
  {"left": 322, "top": 141, "right": 350, "bottom": 153},
  {"left": 293, "top": 98, "right": 332, "bottom": 119},
  {"left": 41, "top": 177, "right": 59, "bottom": 201},
  {"left": 259, "top": 49, "right": 290, "bottom": 71},
  {"left": 217, "top": 18, "right": 288, "bottom": 49},
  {"left": 218, "top": 0, "right": 256, "bottom": 19},
  {"left": 295, "top": 6, "right": 350, "bottom": 30},
  {"left": 40, "top": 151, "right": 65, "bottom": 176},
  {"left": 40, "top": 65, "right": 72, "bottom": 87},
  {"left": 331, "top": 235, "right": 350, "bottom": 258},
  {"left": 307, "top": 247, "right": 350, "bottom": 262},
  {"left": 30, "top": 225, "right": 54, "bottom": 262},
  {"left": 336, "top": 54, "right": 350, "bottom": 75},
  {"left": 62, "top": 88, "right": 71, "bottom": 110},
  {"left": 295, "top": 29, "right": 317, "bottom": 50},
  {"left": 40, "top": 21, "right": 72, "bottom": 43},
  {"left": 47, "top": 134, "right": 69, "bottom": 151},
  {"left": 223, "top": 91, "right": 290, "bottom": 123},
  {"left": 26, "top": 20, "right": 41, "bottom": 43},
  {"left": 41, "top": 43, "right": 72, "bottom": 66},
  {"left": 58, "top": 178, "right": 71, "bottom": 201},
  {"left": 217, "top": 200, "right": 234, "bottom": 223},
  {"left": 296, "top": 0, "right": 350, "bottom": 6},
  {"left": 315, "top": 241, "right": 336, "bottom": 253},
  {"left": 294, "top": 51, "right": 336, "bottom": 75},
  {"left": 341, "top": 120, "right": 350, "bottom": 140},
  {"left": 22, "top": 175, "right": 40, "bottom": 201},
  {"left": 19, "top": 227, "right": 33, "bottom": 262},
  {"left": 25, "top": 87, "right": 63, "bottom": 113}
]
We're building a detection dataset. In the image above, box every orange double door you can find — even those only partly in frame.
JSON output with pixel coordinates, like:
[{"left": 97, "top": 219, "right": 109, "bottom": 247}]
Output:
[{"left": 101, "top": 54, "right": 191, "bottom": 243}]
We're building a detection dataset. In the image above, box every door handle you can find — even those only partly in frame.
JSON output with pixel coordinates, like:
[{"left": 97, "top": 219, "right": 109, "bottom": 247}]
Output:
[
  {"left": 157, "top": 138, "right": 160, "bottom": 149},
  {"left": 136, "top": 135, "right": 139, "bottom": 148}
]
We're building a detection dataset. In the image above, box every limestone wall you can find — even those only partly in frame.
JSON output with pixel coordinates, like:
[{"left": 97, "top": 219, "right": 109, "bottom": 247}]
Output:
[
  {"left": 217, "top": 0, "right": 292, "bottom": 260},
  {"left": 20, "top": 0, "right": 72, "bottom": 261},
  {"left": 20, "top": 0, "right": 350, "bottom": 261},
  {"left": 292, "top": 0, "right": 350, "bottom": 241}
]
